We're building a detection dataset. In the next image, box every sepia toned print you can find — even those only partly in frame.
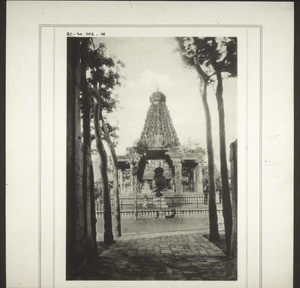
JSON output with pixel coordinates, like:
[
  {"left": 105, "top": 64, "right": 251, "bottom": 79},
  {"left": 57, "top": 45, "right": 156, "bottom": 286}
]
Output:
[{"left": 66, "top": 37, "right": 237, "bottom": 280}]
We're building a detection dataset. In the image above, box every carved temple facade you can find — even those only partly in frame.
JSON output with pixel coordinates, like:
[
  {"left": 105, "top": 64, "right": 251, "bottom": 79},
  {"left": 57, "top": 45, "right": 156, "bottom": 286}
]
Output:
[{"left": 117, "top": 90, "right": 204, "bottom": 194}]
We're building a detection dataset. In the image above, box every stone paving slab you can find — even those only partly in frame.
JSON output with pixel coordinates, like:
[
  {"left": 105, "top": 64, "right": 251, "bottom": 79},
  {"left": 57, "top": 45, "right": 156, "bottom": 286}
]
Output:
[
  {"left": 108, "top": 232, "right": 223, "bottom": 257},
  {"left": 76, "top": 230, "right": 237, "bottom": 280}
]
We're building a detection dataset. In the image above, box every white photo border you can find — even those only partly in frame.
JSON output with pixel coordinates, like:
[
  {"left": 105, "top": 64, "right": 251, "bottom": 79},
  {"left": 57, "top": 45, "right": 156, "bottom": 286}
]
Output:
[{"left": 39, "top": 24, "right": 260, "bottom": 288}]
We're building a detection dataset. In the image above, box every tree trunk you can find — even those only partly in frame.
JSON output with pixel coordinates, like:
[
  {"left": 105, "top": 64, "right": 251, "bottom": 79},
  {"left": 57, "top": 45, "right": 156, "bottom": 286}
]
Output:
[
  {"left": 230, "top": 140, "right": 238, "bottom": 259},
  {"left": 89, "top": 159, "right": 97, "bottom": 247},
  {"left": 93, "top": 95, "right": 114, "bottom": 246},
  {"left": 215, "top": 72, "right": 233, "bottom": 256},
  {"left": 80, "top": 39, "right": 89, "bottom": 240},
  {"left": 101, "top": 116, "right": 121, "bottom": 237},
  {"left": 200, "top": 79, "right": 220, "bottom": 242},
  {"left": 134, "top": 177, "right": 138, "bottom": 220},
  {"left": 66, "top": 37, "right": 80, "bottom": 278},
  {"left": 80, "top": 39, "right": 97, "bottom": 249}
]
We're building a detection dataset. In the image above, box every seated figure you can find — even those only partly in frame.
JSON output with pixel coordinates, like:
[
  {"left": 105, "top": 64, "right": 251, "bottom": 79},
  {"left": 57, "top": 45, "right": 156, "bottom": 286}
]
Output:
[{"left": 153, "top": 167, "right": 167, "bottom": 197}]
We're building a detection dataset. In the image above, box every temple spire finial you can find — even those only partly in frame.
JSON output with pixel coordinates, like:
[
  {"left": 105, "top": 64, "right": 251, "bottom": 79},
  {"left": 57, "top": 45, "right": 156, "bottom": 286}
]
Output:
[{"left": 157, "top": 85, "right": 159, "bottom": 91}]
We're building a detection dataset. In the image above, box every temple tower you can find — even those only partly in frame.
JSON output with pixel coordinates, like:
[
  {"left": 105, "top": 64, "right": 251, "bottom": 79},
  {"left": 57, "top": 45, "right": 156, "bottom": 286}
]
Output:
[
  {"left": 138, "top": 89, "right": 183, "bottom": 193},
  {"left": 117, "top": 89, "right": 203, "bottom": 195},
  {"left": 139, "top": 89, "right": 180, "bottom": 149}
]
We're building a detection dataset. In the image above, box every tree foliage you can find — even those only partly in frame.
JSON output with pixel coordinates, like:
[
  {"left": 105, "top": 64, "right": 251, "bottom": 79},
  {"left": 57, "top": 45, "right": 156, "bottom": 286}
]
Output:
[
  {"left": 81, "top": 39, "right": 125, "bottom": 134},
  {"left": 180, "top": 139, "right": 206, "bottom": 159},
  {"left": 84, "top": 39, "right": 125, "bottom": 242},
  {"left": 176, "top": 37, "right": 237, "bottom": 80},
  {"left": 80, "top": 40, "right": 124, "bottom": 146},
  {"left": 126, "top": 139, "right": 148, "bottom": 157}
]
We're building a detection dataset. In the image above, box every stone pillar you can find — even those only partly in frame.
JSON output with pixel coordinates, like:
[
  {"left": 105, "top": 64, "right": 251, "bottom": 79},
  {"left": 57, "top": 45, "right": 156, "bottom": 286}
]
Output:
[
  {"left": 173, "top": 158, "right": 183, "bottom": 193},
  {"left": 131, "top": 165, "right": 139, "bottom": 219},
  {"left": 143, "top": 180, "right": 150, "bottom": 193},
  {"left": 198, "top": 164, "right": 203, "bottom": 194},
  {"left": 130, "top": 163, "right": 134, "bottom": 193},
  {"left": 193, "top": 168, "right": 198, "bottom": 193},
  {"left": 170, "top": 179, "right": 174, "bottom": 191}
]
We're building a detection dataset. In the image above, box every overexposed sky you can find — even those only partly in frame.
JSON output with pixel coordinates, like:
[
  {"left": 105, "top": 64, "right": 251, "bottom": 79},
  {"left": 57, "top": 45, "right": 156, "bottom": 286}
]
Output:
[{"left": 94, "top": 37, "right": 237, "bottom": 165}]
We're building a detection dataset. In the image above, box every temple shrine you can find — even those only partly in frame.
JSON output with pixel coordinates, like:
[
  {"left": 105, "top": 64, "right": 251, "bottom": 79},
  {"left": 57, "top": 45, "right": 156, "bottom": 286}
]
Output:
[{"left": 117, "top": 89, "right": 204, "bottom": 195}]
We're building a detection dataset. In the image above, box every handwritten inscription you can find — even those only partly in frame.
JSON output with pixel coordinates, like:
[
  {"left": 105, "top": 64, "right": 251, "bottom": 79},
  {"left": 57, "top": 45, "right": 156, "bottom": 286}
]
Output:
[{"left": 66, "top": 32, "right": 106, "bottom": 37}]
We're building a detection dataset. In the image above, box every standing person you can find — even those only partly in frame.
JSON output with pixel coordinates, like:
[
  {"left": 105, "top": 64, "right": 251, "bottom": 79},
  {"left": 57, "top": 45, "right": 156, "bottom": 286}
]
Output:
[
  {"left": 142, "top": 194, "right": 149, "bottom": 209},
  {"left": 216, "top": 178, "right": 222, "bottom": 204}
]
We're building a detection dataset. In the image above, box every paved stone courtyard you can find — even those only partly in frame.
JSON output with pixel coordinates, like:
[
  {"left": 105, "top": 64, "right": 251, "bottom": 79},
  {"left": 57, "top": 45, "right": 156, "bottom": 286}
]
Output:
[
  {"left": 96, "top": 216, "right": 221, "bottom": 241},
  {"left": 77, "top": 229, "right": 237, "bottom": 280}
]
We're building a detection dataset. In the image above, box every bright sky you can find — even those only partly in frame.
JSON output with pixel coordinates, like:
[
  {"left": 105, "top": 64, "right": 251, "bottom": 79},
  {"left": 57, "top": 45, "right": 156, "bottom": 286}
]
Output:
[{"left": 94, "top": 37, "right": 237, "bottom": 166}]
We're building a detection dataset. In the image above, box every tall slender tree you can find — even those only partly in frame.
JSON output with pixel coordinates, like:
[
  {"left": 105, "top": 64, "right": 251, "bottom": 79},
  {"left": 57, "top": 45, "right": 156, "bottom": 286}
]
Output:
[
  {"left": 176, "top": 37, "right": 237, "bottom": 254},
  {"left": 91, "top": 86, "right": 114, "bottom": 245},
  {"left": 80, "top": 38, "right": 97, "bottom": 248},
  {"left": 208, "top": 37, "right": 237, "bottom": 256},
  {"left": 100, "top": 115, "right": 122, "bottom": 236},
  {"left": 176, "top": 38, "right": 220, "bottom": 241},
  {"left": 87, "top": 41, "right": 124, "bottom": 243}
]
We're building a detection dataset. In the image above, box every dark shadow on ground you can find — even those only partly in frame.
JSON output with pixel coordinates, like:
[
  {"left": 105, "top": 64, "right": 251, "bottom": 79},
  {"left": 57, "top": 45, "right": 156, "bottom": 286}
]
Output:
[
  {"left": 74, "top": 217, "right": 236, "bottom": 280},
  {"left": 75, "top": 231, "right": 236, "bottom": 280},
  {"left": 75, "top": 254, "right": 236, "bottom": 280},
  {"left": 203, "top": 233, "right": 237, "bottom": 280}
]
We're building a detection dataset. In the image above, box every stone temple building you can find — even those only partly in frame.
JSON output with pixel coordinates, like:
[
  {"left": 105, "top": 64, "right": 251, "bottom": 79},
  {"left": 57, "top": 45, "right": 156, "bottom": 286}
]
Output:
[{"left": 117, "top": 89, "right": 204, "bottom": 195}]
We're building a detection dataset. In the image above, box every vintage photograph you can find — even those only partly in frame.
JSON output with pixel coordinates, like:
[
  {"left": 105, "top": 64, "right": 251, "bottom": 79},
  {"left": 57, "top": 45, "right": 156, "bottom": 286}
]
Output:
[
  {"left": 66, "top": 36, "right": 237, "bottom": 280},
  {"left": 4, "top": 2, "right": 294, "bottom": 288}
]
